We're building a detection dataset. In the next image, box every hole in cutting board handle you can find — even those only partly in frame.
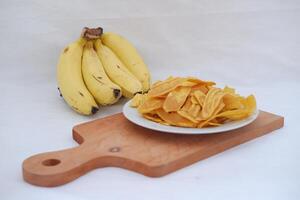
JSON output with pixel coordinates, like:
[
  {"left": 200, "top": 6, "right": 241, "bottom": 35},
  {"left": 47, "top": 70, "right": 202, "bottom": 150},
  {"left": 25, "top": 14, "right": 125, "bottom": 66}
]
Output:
[
  {"left": 42, "top": 159, "right": 61, "bottom": 166},
  {"left": 109, "top": 147, "right": 121, "bottom": 153}
]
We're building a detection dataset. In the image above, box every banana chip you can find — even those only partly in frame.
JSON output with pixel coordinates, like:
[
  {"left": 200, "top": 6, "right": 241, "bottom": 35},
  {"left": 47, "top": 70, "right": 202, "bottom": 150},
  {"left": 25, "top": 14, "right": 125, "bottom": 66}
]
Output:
[
  {"left": 156, "top": 108, "right": 196, "bottom": 128},
  {"left": 216, "top": 95, "right": 256, "bottom": 120},
  {"left": 193, "top": 90, "right": 206, "bottom": 106},
  {"left": 151, "top": 76, "right": 175, "bottom": 88},
  {"left": 180, "top": 96, "right": 193, "bottom": 112},
  {"left": 190, "top": 95, "right": 199, "bottom": 105},
  {"left": 201, "top": 88, "right": 224, "bottom": 119},
  {"left": 187, "top": 77, "right": 215, "bottom": 86},
  {"left": 191, "top": 104, "right": 201, "bottom": 118},
  {"left": 223, "top": 93, "right": 243, "bottom": 110},
  {"left": 192, "top": 85, "right": 209, "bottom": 94},
  {"left": 131, "top": 76, "right": 257, "bottom": 128},
  {"left": 223, "top": 86, "right": 236, "bottom": 94},
  {"left": 147, "top": 77, "right": 187, "bottom": 97},
  {"left": 130, "top": 93, "right": 145, "bottom": 107},
  {"left": 137, "top": 97, "right": 164, "bottom": 114},
  {"left": 198, "top": 101, "right": 225, "bottom": 128},
  {"left": 163, "top": 86, "right": 191, "bottom": 112},
  {"left": 143, "top": 113, "right": 163, "bottom": 123},
  {"left": 180, "top": 81, "right": 198, "bottom": 87},
  {"left": 177, "top": 110, "right": 199, "bottom": 123}
]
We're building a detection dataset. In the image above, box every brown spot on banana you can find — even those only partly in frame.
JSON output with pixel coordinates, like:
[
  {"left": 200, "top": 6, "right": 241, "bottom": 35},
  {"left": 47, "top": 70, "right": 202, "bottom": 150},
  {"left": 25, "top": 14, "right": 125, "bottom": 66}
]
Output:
[
  {"left": 69, "top": 97, "right": 77, "bottom": 104},
  {"left": 116, "top": 65, "right": 128, "bottom": 74},
  {"left": 92, "top": 75, "right": 104, "bottom": 85},
  {"left": 79, "top": 91, "right": 84, "bottom": 97},
  {"left": 63, "top": 47, "right": 69, "bottom": 53}
]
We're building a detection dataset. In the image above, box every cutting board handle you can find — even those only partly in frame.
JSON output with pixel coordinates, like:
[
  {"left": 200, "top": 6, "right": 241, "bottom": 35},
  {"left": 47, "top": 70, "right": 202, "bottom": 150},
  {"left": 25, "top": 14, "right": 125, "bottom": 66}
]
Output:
[{"left": 22, "top": 143, "right": 106, "bottom": 187}]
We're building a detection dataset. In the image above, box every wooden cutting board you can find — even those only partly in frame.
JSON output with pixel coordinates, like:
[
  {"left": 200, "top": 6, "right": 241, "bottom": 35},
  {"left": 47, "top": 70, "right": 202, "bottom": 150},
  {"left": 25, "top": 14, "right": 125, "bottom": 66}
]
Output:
[{"left": 23, "top": 110, "right": 283, "bottom": 187}]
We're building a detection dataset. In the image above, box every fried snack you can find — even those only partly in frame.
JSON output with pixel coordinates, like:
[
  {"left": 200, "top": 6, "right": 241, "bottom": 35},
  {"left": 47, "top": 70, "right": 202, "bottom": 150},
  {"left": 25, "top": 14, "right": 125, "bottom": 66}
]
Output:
[
  {"left": 193, "top": 90, "right": 206, "bottom": 106},
  {"left": 130, "top": 76, "right": 256, "bottom": 128},
  {"left": 201, "top": 88, "right": 224, "bottom": 119},
  {"left": 137, "top": 97, "right": 164, "bottom": 114},
  {"left": 147, "top": 77, "right": 187, "bottom": 97},
  {"left": 163, "top": 86, "right": 191, "bottom": 112},
  {"left": 130, "top": 93, "right": 145, "bottom": 107},
  {"left": 156, "top": 108, "right": 196, "bottom": 128}
]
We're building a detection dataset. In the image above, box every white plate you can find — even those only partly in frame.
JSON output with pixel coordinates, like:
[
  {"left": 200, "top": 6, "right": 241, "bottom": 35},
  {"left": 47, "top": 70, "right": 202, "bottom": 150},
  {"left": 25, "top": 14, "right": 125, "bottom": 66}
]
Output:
[{"left": 123, "top": 100, "right": 259, "bottom": 134}]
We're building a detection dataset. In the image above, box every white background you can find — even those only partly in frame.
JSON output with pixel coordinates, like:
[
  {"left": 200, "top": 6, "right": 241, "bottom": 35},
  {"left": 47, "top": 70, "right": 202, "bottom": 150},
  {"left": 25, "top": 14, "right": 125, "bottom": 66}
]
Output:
[{"left": 1, "top": 0, "right": 299, "bottom": 199}]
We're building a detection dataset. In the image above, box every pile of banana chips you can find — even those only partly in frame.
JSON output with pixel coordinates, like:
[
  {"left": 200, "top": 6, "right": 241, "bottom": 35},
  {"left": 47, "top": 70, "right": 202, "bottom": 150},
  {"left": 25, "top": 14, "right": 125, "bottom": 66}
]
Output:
[{"left": 131, "top": 76, "right": 256, "bottom": 128}]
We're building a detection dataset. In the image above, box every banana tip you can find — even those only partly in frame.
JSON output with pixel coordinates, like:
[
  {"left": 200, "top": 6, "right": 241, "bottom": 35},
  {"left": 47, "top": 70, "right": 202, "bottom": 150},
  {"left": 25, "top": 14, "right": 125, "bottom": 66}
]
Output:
[
  {"left": 91, "top": 106, "right": 99, "bottom": 114},
  {"left": 113, "top": 89, "right": 121, "bottom": 98}
]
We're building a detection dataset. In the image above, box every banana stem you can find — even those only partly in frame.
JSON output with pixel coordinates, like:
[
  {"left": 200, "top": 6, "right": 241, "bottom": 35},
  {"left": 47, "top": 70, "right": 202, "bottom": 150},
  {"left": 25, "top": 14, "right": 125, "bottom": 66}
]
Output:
[
  {"left": 81, "top": 27, "right": 103, "bottom": 40},
  {"left": 85, "top": 40, "right": 94, "bottom": 48}
]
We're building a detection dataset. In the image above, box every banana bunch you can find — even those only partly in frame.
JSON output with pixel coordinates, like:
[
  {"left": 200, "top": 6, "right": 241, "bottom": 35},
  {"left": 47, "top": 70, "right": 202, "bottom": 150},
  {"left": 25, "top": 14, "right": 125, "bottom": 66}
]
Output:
[{"left": 57, "top": 27, "right": 151, "bottom": 115}]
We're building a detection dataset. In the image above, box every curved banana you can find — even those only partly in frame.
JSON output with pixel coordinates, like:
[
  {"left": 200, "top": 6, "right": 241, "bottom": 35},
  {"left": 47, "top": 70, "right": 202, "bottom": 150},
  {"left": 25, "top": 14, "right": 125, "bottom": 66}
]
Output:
[
  {"left": 82, "top": 41, "right": 122, "bottom": 105},
  {"left": 57, "top": 38, "right": 99, "bottom": 115},
  {"left": 94, "top": 39, "right": 142, "bottom": 98},
  {"left": 101, "top": 32, "right": 151, "bottom": 92}
]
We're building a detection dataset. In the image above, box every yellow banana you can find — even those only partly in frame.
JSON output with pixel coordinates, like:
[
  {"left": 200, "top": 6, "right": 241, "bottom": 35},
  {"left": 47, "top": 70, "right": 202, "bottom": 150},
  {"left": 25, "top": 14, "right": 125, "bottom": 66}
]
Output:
[
  {"left": 82, "top": 41, "right": 122, "bottom": 105},
  {"left": 57, "top": 37, "right": 99, "bottom": 115},
  {"left": 101, "top": 32, "right": 151, "bottom": 92},
  {"left": 94, "top": 39, "right": 142, "bottom": 98}
]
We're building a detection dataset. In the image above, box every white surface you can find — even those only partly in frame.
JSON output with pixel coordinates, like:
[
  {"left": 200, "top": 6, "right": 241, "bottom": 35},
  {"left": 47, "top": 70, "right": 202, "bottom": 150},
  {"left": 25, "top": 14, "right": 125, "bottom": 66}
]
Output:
[
  {"left": 0, "top": 0, "right": 299, "bottom": 199},
  {"left": 123, "top": 100, "right": 259, "bottom": 134}
]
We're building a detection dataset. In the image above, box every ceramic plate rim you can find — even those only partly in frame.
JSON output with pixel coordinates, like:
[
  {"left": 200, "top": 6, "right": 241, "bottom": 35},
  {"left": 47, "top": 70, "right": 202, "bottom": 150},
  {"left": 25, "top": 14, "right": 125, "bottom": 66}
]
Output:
[{"left": 122, "top": 100, "right": 259, "bottom": 134}]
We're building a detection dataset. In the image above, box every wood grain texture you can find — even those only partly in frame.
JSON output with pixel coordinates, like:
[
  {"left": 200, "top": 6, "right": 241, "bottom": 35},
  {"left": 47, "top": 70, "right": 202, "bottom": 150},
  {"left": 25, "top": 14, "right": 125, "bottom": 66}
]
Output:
[{"left": 22, "top": 110, "right": 284, "bottom": 187}]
